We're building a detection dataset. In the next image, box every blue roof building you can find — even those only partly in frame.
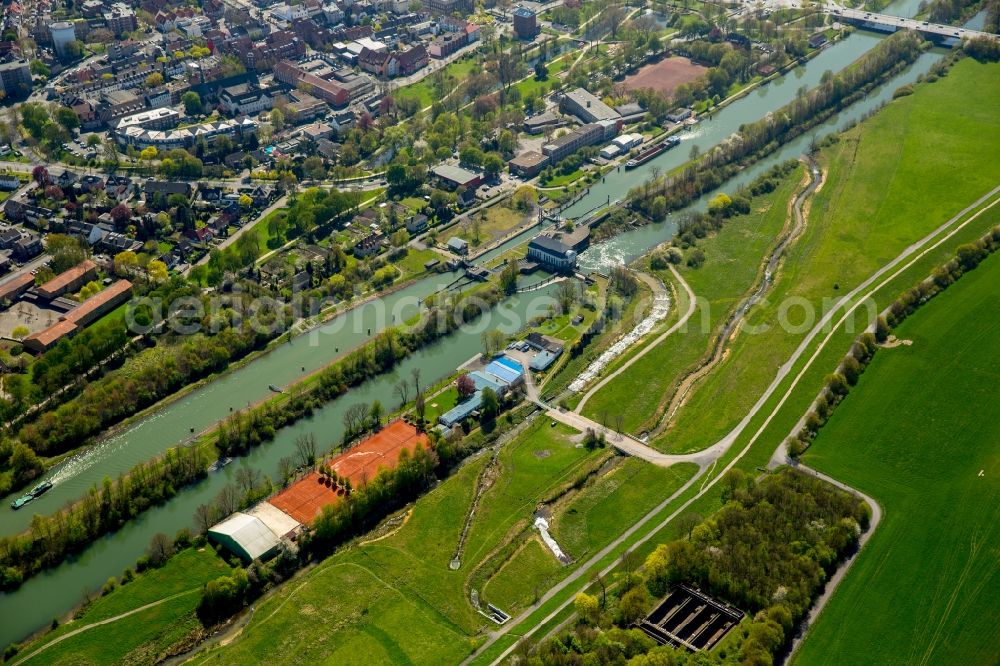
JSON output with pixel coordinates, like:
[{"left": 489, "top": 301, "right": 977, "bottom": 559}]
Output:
[
  {"left": 470, "top": 371, "right": 505, "bottom": 394},
  {"left": 485, "top": 360, "right": 522, "bottom": 386},
  {"left": 529, "top": 349, "right": 559, "bottom": 371},
  {"left": 439, "top": 391, "right": 482, "bottom": 427}
]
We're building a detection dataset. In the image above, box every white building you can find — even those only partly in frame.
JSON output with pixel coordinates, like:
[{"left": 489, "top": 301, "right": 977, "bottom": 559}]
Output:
[
  {"left": 49, "top": 21, "right": 77, "bottom": 57},
  {"left": 613, "top": 133, "right": 644, "bottom": 151},
  {"left": 207, "top": 512, "right": 281, "bottom": 562}
]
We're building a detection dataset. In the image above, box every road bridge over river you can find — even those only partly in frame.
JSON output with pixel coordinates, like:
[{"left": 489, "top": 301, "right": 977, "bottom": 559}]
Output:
[{"left": 829, "top": 5, "right": 999, "bottom": 41}]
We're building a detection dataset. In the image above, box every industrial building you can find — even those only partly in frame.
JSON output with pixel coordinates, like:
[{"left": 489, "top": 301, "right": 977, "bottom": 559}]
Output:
[
  {"left": 439, "top": 356, "right": 524, "bottom": 427},
  {"left": 49, "top": 22, "right": 77, "bottom": 58},
  {"left": 560, "top": 88, "right": 621, "bottom": 124},
  {"left": 527, "top": 236, "right": 577, "bottom": 271}
]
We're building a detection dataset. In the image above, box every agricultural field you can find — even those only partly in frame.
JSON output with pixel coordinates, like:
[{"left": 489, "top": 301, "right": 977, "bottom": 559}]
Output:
[
  {"left": 14, "top": 548, "right": 233, "bottom": 665},
  {"left": 654, "top": 57, "right": 1000, "bottom": 454},
  {"left": 579, "top": 165, "right": 805, "bottom": 433},
  {"left": 796, "top": 250, "right": 1000, "bottom": 665}
]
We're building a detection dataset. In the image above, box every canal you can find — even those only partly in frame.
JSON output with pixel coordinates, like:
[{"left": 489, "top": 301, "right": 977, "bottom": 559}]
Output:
[{"left": 0, "top": 0, "right": 946, "bottom": 643}]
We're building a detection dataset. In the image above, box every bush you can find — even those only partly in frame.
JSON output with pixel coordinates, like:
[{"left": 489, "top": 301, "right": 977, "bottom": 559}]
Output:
[{"left": 102, "top": 576, "right": 117, "bottom": 596}]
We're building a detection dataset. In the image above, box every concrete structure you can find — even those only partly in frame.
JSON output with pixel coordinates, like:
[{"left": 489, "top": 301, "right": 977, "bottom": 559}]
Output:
[
  {"left": 527, "top": 235, "right": 576, "bottom": 271},
  {"left": 0, "top": 60, "right": 32, "bottom": 99},
  {"left": 513, "top": 6, "right": 539, "bottom": 40},
  {"left": 207, "top": 512, "right": 282, "bottom": 562},
  {"left": 560, "top": 88, "right": 620, "bottom": 124},
  {"left": 831, "top": 6, "right": 999, "bottom": 42}
]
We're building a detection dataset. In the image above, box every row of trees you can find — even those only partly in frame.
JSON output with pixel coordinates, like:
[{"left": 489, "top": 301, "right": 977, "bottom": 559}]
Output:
[
  {"left": 0, "top": 446, "right": 207, "bottom": 591},
  {"left": 631, "top": 31, "right": 925, "bottom": 219},
  {"left": 789, "top": 224, "right": 1000, "bottom": 456}
]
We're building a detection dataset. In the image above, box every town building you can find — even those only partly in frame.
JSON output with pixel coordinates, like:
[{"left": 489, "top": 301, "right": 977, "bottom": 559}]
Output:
[
  {"left": 513, "top": 6, "right": 539, "bottom": 40},
  {"left": 509, "top": 151, "right": 549, "bottom": 178},
  {"left": 219, "top": 82, "right": 274, "bottom": 115},
  {"left": 432, "top": 164, "right": 483, "bottom": 191},
  {"left": 527, "top": 235, "right": 577, "bottom": 271},
  {"left": 427, "top": 0, "right": 474, "bottom": 15},
  {"left": 104, "top": 3, "right": 138, "bottom": 35},
  {"left": 0, "top": 60, "right": 32, "bottom": 99},
  {"left": 36, "top": 260, "right": 99, "bottom": 299},
  {"left": 541, "top": 123, "right": 604, "bottom": 163}
]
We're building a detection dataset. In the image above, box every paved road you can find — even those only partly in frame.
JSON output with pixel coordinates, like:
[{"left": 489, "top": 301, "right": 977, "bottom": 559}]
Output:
[
  {"left": 830, "top": 5, "right": 999, "bottom": 40},
  {"left": 473, "top": 183, "right": 1000, "bottom": 666}
]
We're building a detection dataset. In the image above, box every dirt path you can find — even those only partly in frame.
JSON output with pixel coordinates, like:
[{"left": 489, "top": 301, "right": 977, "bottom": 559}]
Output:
[
  {"left": 649, "top": 156, "right": 821, "bottom": 443},
  {"left": 13, "top": 590, "right": 198, "bottom": 665},
  {"left": 777, "top": 463, "right": 883, "bottom": 664}
]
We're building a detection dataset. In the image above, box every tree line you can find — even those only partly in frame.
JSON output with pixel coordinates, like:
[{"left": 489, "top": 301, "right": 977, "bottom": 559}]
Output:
[
  {"left": 0, "top": 283, "right": 509, "bottom": 588},
  {"left": 790, "top": 224, "right": 1000, "bottom": 456},
  {"left": 527, "top": 469, "right": 869, "bottom": 666},
  {"left": 0, "top": 446, "right": 206, "bottom": 591}
]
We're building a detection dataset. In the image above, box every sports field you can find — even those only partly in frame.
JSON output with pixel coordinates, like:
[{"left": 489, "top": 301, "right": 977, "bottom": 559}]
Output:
[
  {"left": 796, "top": 250, "right": 1000, "bottom": 665},
  {"left": 189, "top": 420, "right": 604, "bottom": 665},
  {"left": 623, "top": 56, "right": 707, "bottom": 98}
]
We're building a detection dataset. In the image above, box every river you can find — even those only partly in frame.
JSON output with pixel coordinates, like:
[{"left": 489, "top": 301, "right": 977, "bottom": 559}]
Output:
[{"left": 0, "top": 0, "right": 949, "bottom": 644}]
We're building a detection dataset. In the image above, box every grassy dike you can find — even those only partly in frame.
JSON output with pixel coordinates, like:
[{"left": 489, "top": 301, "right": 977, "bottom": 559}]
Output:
[
  {"left": 579, "top": 165, "right": 806, "bottom": 433},
  {"left": 467, "top": 57, "right": 1000, "bottom": 664},
  {"left": 654, "top": 56, "right": 1000, "bottom": 454}
]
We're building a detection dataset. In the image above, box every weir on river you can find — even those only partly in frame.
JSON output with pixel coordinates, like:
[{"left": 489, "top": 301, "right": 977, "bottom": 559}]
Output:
[{"left": 0, "top": 0, "right": 943, "bottom": 644}]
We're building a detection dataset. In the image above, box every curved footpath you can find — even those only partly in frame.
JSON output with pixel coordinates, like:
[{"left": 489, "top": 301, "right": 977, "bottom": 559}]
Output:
[
  {"left": 11, "top": 590, "right": 199, "bottom": 666},
  {"left": 574, "top": 266, "right": 696, "bottom": 415},
  {"left": 649, "top": 157, "right": 822, "bottom": 442},
  {"left": 469, "top": 183, "right": 1000, "bottom": 666},
  {"left": 774, "top": 463, "right": 883, "bottom": 665}
]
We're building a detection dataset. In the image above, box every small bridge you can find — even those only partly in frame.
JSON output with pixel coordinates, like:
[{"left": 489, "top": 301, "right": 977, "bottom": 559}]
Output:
[{"left": 830, "top": 5, "right": 999, "bottom": 42}]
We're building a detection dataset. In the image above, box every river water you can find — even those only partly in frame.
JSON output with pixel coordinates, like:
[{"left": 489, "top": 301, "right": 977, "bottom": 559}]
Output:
[{"left": 0, "top": 0, "right": 946, "bottom": 644}]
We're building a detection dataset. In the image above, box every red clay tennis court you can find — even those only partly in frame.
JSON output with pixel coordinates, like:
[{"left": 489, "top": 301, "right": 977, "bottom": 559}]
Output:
[{"left": 269, "top": 420, "right": 430, "bottom": 524}]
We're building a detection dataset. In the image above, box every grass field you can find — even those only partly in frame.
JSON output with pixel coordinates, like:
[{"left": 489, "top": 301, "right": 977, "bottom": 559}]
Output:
[
  {"left": 654, "top": 57, "right": 1000, "bottom": 454},
  {"left": 455, "top": 205, "right": 528, "bottom": 247},
  {"left": 796, "top": 250, "right": 1000, "bottom": 665},
  {"left": 549, "top": 459, "right": 698, "bottom": 561},
  {"left": 16, "top": 548, "right": 232, "bottom": 665},
  {"left": 190, "top": 419, "right": 603, "bottom": 665},
  {"left": 580, "top": 166, "right": 804, "bottom": 434}
]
